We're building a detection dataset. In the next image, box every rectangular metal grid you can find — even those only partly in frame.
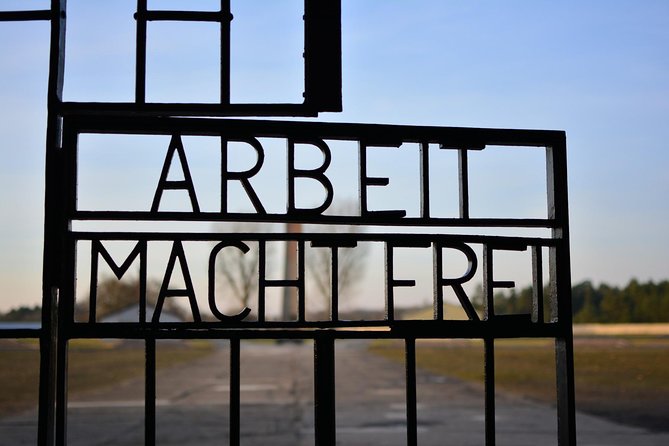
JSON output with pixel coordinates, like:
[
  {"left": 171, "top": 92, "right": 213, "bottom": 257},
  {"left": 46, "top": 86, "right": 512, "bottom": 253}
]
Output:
[
  {"left": 53, "top": 116, "right": 575, "bottom": 446},
  {"left": 1, "top": 0, "right": 341, "bottom": 117}
]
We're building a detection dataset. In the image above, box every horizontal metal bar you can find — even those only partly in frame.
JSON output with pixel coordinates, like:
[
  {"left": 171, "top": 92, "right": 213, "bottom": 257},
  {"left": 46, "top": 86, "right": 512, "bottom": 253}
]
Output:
[
  {"left": 64, "top": 115, "right": 565, "bottom": 147},
  {"left": 0, "top": 328, "right": 42, "bottom": 338},
  {"left": 263, "top": 279, "right": 299, "bottom": 287},
  {"left": 0, "top": 10, "right": 52, "bottom": 21},
  {"left": 60, "top": 102, "right": 319, "bottom": 117},
  {"left": 72, "top": 212, "right": 559, "bottom": 229},
  {"left": 137, "top": 10, "right": 232, "bottom": 22},
  {"left": 65, "top": 320, "right": 565, "bottom": 340},
  {"left": 70, "top": 230, "right": 559, "bottom": 246}
]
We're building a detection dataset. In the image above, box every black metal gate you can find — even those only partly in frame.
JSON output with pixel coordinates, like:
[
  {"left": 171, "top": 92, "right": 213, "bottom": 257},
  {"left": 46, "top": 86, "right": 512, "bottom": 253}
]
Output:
[{"left": 1, "top": 2, "right": 576, "bottom": 445}]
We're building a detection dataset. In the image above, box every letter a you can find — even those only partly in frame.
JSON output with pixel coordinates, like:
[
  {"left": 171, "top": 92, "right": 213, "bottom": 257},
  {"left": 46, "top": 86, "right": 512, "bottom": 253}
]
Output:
[
  {"left": 153, "top": 241, "right": 202, "bottom": 323},
  {"left": 151, "top": 134, "right": 201, "bottom": 213}
]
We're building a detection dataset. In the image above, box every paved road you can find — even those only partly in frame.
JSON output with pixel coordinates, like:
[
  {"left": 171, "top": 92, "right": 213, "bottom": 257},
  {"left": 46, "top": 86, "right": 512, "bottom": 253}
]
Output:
[{"left": 1, "top": 341, "right": 667, "bottom": 445}]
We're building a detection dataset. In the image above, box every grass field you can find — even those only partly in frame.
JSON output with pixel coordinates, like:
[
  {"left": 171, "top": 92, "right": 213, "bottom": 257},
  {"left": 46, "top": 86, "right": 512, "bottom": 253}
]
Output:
[
  {"left": 0, "top": 339, "right": 214, "bottom": 417},
  {"left": 370, "top": 336, "right": 669, "bottom": 432}
]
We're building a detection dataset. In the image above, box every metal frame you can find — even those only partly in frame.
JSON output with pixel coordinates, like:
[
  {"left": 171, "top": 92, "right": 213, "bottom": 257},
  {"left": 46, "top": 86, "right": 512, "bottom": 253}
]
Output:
[
  {"left": 1, "top": 2, "right": 576, "bottom": 445},
  {"left": 1, "top": 0, "right": 341, "bottom": 117}
]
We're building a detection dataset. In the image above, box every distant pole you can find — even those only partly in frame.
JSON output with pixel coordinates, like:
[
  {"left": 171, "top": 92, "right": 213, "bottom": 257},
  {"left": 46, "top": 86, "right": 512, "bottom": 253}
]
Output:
[{"left": 282, "top": 223, "right": 301, "bottom": 320}]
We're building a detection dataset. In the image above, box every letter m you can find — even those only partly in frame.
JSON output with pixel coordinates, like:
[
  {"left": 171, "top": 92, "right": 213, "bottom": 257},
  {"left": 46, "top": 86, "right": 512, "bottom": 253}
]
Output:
[{"left": 89, "top": 240, "right": 147, "bottom": 323}]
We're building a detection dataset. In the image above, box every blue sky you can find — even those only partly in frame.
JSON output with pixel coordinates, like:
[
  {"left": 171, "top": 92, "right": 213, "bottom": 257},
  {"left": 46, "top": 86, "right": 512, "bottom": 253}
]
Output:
[{"left": 1, "top": 1, "right": 668, "bottom": 312}]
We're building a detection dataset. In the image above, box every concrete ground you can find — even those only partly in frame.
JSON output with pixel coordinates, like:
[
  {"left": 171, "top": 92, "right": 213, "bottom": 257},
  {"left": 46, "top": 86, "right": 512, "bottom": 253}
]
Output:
[{"left": 1, "top": 340, "right": 667, "bottom": 445}]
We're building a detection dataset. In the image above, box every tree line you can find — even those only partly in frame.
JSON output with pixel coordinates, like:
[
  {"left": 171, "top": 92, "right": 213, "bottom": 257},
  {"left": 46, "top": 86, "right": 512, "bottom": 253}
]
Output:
[
  {"left": 0, "top": 305, "right": 41, "bottom": 322},
  {"left": 484, "top": 278, "right": 669, "bottom": 323}
]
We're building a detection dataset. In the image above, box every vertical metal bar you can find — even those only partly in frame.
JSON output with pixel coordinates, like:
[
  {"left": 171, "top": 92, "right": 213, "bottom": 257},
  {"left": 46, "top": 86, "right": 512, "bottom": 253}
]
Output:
[
  {"left": 297, "top": 240, "right": 306, "bottom": 322},
  {"left": 433, "top": 243, "right": 443, "bottom": 320},
  {"left": 287, "top": 140, "right": 296, "bottom": 213},
  {"left": 484, "top": 337, "right": 495, "bottom": 446},
  {"left": 482, "top": 245, "right": 494, "bottom": 320},
  {"left": 145, "top": 338, "right": 156, "bottom": 446},
  {"left": 39, "top": 2, "right": 67, "bottom": 443},
  {"left": 330, "top": 246, "right": 339, "bottom": 322},
  {"left": 384, "top": 242, "right": 395, "bottom": 321},
  {"left": 60, "top": 126, "right": 77, "bottom": 327},
  {"left": 458, "top": 149, "right": 469, "bottom": 219},
  {"left": 419, "top": 142, "right": 430, "bottom": 219},
  {"left": 230, "top": 338, "right": 241, "bottom": 446},
  {"left": 314, "top": 334, "right": 336, "bottom": 446},
  {"left": 88, "top": 243, "right": 99, "bottom": 323},
  {"left": 555, "top": 338, "right": 576, "bottom": 446},
  {"left": 220, "top": 0, "right": 231, "bottom": 104},
  {"left": 358, "top": 141, "right": 368, "bottom": 217},
  {"left": 139, "top": 245, "right": 147, "bottom": 323},
  {"left": 405, "top": 338, "right": 418, "bottom": 446},
  {"left": 258, "top": 241, "right": 266, "bottom": 322},
  {"left": 304, "top": 0, "right": 342, "bottom": 112},
  {"left": 54, "top": 338, "right": 68, "bottom": 446},
  {"left": 531, "top": 245, "right": 544, "bottom": 323},
  {"left": 135, "top": 0, "right": 148, "bottom": 103},
  {"left": 47, "top": 0, "right": 66, "bottom": 105},
  {"left": 547, "top": 139, "right": 576, "bottom": 446},
  {"left": 220, "top": 137, "right": 234, "bottom": 216},
  {"left": 38, "top": 288, "right": 58, "bottom": 446},
  {"left": 282, "top": 224, "right": 300, "bottom": 321},
  {"left": 548, "top": 246, "right": 559, "bottom": 322},
  {"left": 55, "top": 20, "right": 75, "bottom": 440},
  {"left": 55, "top": 150, "right": 77, "bottom": 446}
]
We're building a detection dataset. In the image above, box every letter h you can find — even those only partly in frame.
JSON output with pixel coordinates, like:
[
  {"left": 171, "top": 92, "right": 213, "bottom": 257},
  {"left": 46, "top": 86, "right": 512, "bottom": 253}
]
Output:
[{"left": 257, "top": 239, "right": 305, "bottom": 322}]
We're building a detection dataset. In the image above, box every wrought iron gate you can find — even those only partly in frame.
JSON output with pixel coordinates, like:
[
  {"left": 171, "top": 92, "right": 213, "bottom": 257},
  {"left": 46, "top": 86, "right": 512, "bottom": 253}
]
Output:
[{"left": 1, "top": 2, "right": 576, "bottom": 445}]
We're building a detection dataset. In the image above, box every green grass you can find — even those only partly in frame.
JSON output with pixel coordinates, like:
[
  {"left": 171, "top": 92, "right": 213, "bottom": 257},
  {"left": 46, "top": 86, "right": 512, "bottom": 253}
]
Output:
[
  {"left": 0, "top": 339, "right": 214, "bottom": 417},
  {"left": 370, "top": 337, "right": 669, "bottom": 432}
]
